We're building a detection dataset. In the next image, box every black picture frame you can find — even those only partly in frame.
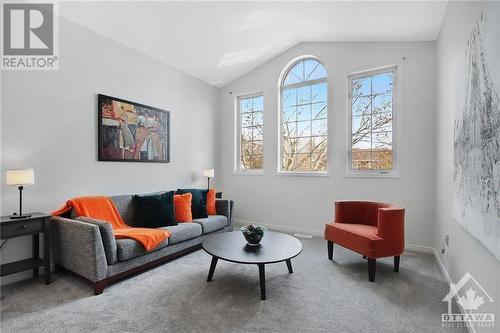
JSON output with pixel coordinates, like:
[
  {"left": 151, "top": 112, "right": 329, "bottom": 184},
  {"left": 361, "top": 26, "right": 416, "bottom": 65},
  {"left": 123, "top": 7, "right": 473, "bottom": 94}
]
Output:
[{"left": 98, "top": 94, "right": 170, "bottom": 163}]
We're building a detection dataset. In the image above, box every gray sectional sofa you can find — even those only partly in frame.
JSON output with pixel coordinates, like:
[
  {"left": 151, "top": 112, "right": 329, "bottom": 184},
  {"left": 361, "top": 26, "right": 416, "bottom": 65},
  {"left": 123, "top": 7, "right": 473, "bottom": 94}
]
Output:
[{"left": 50, "top": 194, "right": 233, "bottom": 294}]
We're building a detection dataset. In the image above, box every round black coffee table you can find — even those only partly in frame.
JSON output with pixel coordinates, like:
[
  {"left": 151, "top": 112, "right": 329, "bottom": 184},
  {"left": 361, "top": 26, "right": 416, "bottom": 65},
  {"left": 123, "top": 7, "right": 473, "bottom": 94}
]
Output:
[{"left": 202, "top": 231, "right": 303, "bottom": 300}]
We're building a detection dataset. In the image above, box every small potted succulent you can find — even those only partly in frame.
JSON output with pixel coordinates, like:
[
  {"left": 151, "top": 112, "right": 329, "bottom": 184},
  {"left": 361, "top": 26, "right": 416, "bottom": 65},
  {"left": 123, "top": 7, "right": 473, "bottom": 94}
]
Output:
[{"left": 240, "top": 224, "right": 266, "bottom": 246}]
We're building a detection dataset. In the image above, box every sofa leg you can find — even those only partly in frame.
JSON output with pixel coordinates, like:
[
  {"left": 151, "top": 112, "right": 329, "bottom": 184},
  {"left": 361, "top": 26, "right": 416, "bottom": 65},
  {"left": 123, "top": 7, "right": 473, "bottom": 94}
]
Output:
[
  {"left": 368, "top": 259, "right": 376, "bottom": 282},
  {"left": 93, "top": 281, "right": 106, "bottom": 295},
  {"left": 327, "top": 241, "right": 333, "bottom": 260},
  {"left": 394, "top": 256, "right": 400, "bottom": 273},
  {"left": 362, "top": 255, "right": 367, "bottom": 259}
]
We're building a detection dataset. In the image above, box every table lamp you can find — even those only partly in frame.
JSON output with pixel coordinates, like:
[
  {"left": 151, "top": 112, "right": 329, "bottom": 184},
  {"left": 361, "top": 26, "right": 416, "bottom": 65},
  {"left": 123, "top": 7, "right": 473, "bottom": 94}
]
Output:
[
  {"left": 202, "top": 169, "right": 214, "bottom": 189},
  {"left": 6, "top": 168, "right": 35, "bottom": 219}
]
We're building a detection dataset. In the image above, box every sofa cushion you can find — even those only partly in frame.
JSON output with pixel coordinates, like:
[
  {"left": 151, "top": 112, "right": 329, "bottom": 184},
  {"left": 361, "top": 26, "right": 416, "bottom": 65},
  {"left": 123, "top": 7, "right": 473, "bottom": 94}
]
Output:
[
  {"left": 116, "top": 237, "right": 169, "bottom": 261},
  {"left": 110, "top": 195, "right": 135, "bottom": 226},
  {"left": 133, "top": 191, "right": 177, "bottom": 227},
  {"left": 160, "top": 222, "right": 202, "bottom": 245},
  {"left": 193, "top": 215, "right": 228, "bottom": 234},
  {"left": 176, "top": 189, "right": 208, "bottom": 219},
  {"left": 75, "top": 217, "right": 118, "bottom": 265}
]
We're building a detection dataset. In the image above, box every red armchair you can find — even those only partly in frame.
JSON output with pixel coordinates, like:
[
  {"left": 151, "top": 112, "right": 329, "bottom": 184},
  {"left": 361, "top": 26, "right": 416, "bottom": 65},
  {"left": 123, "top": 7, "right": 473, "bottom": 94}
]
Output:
[{"left": 324, "top": 201, "right": 405, "bottom": 282}]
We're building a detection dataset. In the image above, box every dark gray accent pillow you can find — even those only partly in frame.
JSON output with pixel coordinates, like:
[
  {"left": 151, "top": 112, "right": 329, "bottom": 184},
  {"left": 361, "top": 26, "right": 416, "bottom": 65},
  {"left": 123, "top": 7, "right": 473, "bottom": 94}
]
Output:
[
  {"left": 133, "top": 191, "right": 177, "bottom": 227},
  {"left": 176, "top": 189, "right": 208, "bottom": 219}
]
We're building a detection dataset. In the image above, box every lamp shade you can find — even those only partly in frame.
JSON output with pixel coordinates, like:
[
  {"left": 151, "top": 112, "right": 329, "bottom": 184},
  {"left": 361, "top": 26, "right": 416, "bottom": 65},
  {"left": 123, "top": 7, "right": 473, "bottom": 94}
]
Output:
[
  {"left": 202, "top": 169, "right": 214, "bottom": 178},
  {"left": 6, "top": 169, "right": 35, "bottom": 186}
]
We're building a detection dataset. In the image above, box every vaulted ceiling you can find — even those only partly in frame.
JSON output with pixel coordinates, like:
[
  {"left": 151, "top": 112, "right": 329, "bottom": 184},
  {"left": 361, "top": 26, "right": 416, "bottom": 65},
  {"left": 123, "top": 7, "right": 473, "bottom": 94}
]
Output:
[{"left": 60, "top": 1, "right": 448, "bottom": 87}]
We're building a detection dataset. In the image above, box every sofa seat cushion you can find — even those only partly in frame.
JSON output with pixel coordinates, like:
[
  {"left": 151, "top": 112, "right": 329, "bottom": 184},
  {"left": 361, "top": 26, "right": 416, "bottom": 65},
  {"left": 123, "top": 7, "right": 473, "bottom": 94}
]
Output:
[
  {"left": 117, "top": 237, "right": 169, "bottom": 261},
  {"left": 160, "top": 223, "right": 202, "bottom": 245},
  {"left": 193, "top": 215, "right": 228, "bottom": 234}
]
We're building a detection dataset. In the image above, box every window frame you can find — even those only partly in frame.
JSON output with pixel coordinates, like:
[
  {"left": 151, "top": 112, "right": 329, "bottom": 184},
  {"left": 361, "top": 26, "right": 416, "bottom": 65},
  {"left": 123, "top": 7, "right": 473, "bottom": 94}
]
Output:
[
  {"left": 277, "top": 56, "right": 329, "bottom": 176},
  {"left": 346, "top": 65, "right": 400, "bottom": 178},
  {"left": 234, "top": 92, "right": 265, "bottom": 175}
]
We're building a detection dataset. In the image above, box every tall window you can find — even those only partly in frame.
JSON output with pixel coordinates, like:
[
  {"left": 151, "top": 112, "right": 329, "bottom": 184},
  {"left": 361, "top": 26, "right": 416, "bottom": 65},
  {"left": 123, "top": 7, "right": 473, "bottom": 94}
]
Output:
[
  {"left": 280, "top": 58, "right": 328, "bottom": 173},
  {"left": 237, "top": 94, "right": 264, "bottom": 171},
  {"left": 348, "top": 67, "right": 397, "bottom": 174}
]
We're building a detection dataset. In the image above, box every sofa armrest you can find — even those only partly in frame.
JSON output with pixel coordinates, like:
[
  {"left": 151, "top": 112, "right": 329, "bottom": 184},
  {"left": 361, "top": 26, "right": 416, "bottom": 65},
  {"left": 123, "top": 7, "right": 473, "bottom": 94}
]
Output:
[
  {"left": 50, "top": 216, "right": 108, "bottom": 282},
  {"left": 376, "top": 207, "right": 405, "bottom": 253},
  {"left": 75, "top": 217, "right": 118, "bottom": 265},
  {"left": 216, "top": 199, "right": 233, "bottom": 225}
]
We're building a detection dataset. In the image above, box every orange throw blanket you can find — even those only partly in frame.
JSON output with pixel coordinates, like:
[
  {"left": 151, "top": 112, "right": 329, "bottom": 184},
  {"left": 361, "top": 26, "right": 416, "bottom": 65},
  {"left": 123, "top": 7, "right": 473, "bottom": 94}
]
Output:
[{"left": 52, "top": 196, "right": 170, "bottom": 252}]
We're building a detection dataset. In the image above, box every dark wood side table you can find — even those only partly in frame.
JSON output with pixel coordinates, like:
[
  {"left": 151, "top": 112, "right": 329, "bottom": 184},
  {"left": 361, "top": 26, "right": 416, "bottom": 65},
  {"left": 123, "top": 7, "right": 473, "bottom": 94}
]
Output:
[{"left": 0, "top": 213, "right": 52, "bottom": 284}]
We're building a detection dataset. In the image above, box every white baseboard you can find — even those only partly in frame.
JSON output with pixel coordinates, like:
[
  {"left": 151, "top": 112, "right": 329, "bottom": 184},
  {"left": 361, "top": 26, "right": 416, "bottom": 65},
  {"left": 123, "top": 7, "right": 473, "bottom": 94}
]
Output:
[
  {"left": 432, "top": 249, "right": 475, "bottom": 333},
  {"left": 404, "top": 243, "right": 435, "bottom": 254}
]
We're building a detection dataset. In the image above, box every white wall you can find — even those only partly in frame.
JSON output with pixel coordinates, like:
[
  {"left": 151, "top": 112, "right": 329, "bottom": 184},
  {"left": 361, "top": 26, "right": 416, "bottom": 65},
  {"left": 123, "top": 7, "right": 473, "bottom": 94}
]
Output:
[
  {"left": 217, "top": 42, "right": 436, "bottom": 248},
  {"left": 0, "top": 18, "right": 218, "bottom": 284},
  {"left": 435, "top": 2, "right": 500, "bottom": 331}
]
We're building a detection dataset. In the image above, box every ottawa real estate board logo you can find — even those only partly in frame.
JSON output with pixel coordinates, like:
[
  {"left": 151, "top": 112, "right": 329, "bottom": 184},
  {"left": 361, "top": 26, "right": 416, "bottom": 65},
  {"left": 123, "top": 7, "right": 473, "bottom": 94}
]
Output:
[
  {"left": 1, "top": 1, "right": 59, "bottom": 70},
  {"left": 442, "top": 272, "right": 495, "bottom": 329}
]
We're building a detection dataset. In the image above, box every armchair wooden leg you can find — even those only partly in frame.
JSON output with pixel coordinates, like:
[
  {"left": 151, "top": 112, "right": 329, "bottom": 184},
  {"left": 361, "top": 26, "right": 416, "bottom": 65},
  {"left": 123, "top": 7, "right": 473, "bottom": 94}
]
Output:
[
  {"left": 394, "top": 255, "right": 400, "bottom": 272},
  {"left": 327, "top": 241, "right": 333, "bottom": 260},
  {"left": 368, "top": 258, "right": 376, "bottom": 282}
]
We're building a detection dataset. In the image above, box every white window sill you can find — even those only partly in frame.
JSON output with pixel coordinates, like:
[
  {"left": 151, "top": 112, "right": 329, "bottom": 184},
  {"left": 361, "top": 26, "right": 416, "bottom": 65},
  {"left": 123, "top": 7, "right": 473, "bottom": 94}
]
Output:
[
  {"left": 233, "top": 171, "right": 266, "bottom": 176},
  {"left": 276, "top": 171, "right": 329, "bottom": 177},
  {"left": 344, "top": 172, "right": 401, "bottom": 179}
]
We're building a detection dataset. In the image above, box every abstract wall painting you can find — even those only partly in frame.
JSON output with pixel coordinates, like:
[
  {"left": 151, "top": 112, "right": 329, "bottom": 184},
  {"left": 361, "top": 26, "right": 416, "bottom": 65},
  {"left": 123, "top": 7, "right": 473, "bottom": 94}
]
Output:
[
  {"left": 98, "top": 94, "right": 170, "bottom": 163},
  {"left": 453, "top": 6, "right": 500, "bottom": 260}
]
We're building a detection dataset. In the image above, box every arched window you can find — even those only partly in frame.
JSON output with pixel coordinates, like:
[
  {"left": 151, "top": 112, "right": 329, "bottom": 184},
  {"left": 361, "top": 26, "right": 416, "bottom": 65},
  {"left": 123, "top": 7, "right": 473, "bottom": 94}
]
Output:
[{"left": 279, "top": 57, "right": 328, "bottom": 173}]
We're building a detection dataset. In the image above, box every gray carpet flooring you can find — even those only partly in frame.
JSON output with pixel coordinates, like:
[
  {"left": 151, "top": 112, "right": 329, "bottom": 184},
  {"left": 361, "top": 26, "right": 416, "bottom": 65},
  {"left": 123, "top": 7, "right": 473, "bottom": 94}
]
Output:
[{"left": 1, "top": 236, "right": 465, "bottom": 333}]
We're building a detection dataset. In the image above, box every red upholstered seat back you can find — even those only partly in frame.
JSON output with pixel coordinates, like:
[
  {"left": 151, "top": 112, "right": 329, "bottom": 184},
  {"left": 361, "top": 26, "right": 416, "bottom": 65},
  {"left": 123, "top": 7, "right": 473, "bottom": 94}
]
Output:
[{"left": 334, "top": 201, "right": 392, "bottom": 226}]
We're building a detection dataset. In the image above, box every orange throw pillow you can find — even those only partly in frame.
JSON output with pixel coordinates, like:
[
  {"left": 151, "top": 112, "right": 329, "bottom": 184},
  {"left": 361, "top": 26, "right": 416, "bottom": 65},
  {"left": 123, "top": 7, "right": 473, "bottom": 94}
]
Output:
[
  {"left": 207, "top": 188, "right": 217, "bottom": 215},
  {"left": 174, "top": 193, "right": 193, "bottom": 222}
]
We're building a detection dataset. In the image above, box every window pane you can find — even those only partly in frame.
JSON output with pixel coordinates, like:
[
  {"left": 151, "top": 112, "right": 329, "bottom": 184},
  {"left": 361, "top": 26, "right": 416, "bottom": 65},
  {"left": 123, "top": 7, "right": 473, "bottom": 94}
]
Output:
[
  {"left": 254, "top": 112, "right": 263, "bottom": 126},
  {"left": 312, "top": 102, "right": 327, "bottom": 120},
  {"left": 283, "top": 106, "right": 296, "bottom": 122},
  {"left": 350, "top": 69, "right": 395, "bottom": 172},
  {"left": 372, "top": 112, "right": 392, "bottom": 132},
  {"left": 352, "top": 77, "right": 371, "bottom": 97},
  {"left": 372, "top": 72, "right": 393, "bottom": 95},
  {"left": 282, "top": 88, "right": 297, "bottom": 107},
  {"left": 280, "top": 59, "right": 328, "bottom": 172},
  {"left": 297, "top": 121, "right": 311, "bottom": 137},
  {"left": 297, "top": 86, "right": 311, "bottom": 105},
  {"left": 312, "top": 83, "right": 327, "bottom": 103},
  {"left": 241, "top": 112, "right": 252, "bottom": 127},
  {"left": 311, "top": 119, "right": 327, "bottom": 136},
  {"left": 372, "top": 93, "right": 392, "bottom": 114},
  {"left": 283, "top": 121, "right": 297, "bottom": 137},
  {"left": 241, "top": 127, "right": 252, "bottom": 140},
  {"left": 253, "top": 125, "right": 264, "bottom": 141},
  {"left": 307, "top": 63, "right": 327, "bottom": 81},
  {"left": 373, "top": 131, "right": 392, "bottom": 148},
  {"left": 253, "top": 96, "right": 264, "bottom": 111},
  {"left": 352, "top": 96, "right": 371, "bottom": 116},
  {"left": 252, "top": 141, "right": 264, "bottom": 155},
  {"left": 239, "top": 95, "right": 264, "bottom": 171},
  {"left": 297, "top": 105, "right": 310, "bottom": 122}
]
